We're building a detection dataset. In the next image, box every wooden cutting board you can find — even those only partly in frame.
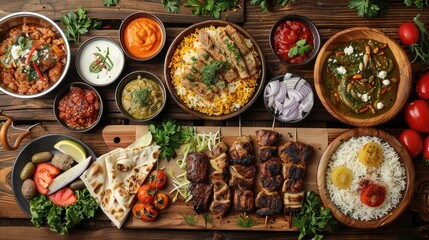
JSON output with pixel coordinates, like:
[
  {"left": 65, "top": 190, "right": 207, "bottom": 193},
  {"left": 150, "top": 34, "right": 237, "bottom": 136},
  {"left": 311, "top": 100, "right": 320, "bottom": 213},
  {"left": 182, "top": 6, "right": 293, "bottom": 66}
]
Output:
[{"left": 101, "top": 125, "right": 343, "bottom": 231}]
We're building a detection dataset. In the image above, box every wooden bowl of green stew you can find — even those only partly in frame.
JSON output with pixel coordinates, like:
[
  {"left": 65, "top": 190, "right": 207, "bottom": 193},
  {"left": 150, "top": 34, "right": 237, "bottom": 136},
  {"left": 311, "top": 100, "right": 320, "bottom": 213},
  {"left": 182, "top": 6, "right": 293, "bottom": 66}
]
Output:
[{"left": 314, "top": 27, "right": 412, "bottom": 127}]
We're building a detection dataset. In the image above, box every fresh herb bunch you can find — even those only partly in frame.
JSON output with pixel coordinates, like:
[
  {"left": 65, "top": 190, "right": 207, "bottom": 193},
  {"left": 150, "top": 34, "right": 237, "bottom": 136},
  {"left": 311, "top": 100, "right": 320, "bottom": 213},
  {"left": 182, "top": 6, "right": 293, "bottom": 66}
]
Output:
[
  {"left": 201, "top": 61, "right": 228, "bottom": 89},
  {"left": 30, "top": 189, "right": 99, "bottom": 234},
  {"left": 149, "top": 119, "right": 194, "bottom": 160},
  {"left": 293, "top": 191, "right": 338, "bottom": 240},
  {"left": 250, "top": 0, "right": 296, "bottom": 13},
  {"left": 103, "top": 0, "right": 119, "bottom": 7},
  {"left": 410, "top": 14, "right": 429, "bottom": 65},
  {"left": 349, "top": 0, "right": 427, "bottom": 18},
  {"left": 288, "top": 39, "right": 313, "bottom": 58},
  {"left": 61, "top": 7, "right": 101, "bottom": 43},
  {"left": 162, "top": 0, "right": 238, "bottom": 18}
]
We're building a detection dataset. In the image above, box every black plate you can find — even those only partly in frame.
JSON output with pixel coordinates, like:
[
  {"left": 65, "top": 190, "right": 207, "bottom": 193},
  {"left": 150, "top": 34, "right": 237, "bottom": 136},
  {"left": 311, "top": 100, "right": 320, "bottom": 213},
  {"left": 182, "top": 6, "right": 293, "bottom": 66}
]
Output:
[{"left": 11, "top": 134, "right": 97, "bottom": 216}]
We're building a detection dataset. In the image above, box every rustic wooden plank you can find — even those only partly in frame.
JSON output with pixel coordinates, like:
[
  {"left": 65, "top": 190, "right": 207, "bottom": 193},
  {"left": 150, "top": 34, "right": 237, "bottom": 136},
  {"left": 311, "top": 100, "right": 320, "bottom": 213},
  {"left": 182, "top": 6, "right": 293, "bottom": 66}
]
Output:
[{"left": 0, "top": 0, "right": 245, "bottom": 23}]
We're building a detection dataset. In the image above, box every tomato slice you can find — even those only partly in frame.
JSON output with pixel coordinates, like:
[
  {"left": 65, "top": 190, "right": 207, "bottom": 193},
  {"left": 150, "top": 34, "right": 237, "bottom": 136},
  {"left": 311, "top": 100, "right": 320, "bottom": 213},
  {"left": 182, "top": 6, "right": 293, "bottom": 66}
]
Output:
[
  {"left": 33, "top": 163, "right": 60, "bottom": 195},
  {"left": 48, "top": 187, "right": 77, "bottom": 207},
  {"left": 360, "top": 184, "right": 386, "bottom": 207}
]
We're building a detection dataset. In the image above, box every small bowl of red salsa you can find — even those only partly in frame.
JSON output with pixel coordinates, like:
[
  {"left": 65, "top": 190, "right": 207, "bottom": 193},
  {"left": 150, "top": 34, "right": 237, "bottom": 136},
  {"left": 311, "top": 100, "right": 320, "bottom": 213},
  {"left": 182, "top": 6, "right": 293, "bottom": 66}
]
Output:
[
  {"left": 53, "top": 82, "right": 103, "bottom": 132},
  {"left": 270, "top": 15, "right": 320, "bottom": 66}
]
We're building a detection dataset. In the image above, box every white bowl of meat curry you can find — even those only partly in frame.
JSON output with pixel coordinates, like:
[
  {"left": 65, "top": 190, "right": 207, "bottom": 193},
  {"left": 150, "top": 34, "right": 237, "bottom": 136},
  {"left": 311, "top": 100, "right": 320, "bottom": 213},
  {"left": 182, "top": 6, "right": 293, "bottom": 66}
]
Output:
[{"left": 0, "top": 12, "right": 70, "bottom": 98}]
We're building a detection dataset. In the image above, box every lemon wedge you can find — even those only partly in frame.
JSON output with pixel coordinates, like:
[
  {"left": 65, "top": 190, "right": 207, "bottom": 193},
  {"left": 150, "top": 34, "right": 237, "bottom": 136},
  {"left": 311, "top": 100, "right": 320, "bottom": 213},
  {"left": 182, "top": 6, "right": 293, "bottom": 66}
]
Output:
[
  {"left": 127, "top": 131, "right": 153, "bottom": 149},
  {"left": 54, "top": 140, "right": 87, "bottom": 163}
]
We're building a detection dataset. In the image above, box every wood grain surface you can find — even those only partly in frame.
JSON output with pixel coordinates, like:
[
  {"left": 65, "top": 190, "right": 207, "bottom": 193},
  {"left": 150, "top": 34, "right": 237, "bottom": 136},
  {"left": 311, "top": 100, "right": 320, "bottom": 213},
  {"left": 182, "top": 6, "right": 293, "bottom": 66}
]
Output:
[{"left": 0, "top": 0, "right": 428, "bottom": 239}]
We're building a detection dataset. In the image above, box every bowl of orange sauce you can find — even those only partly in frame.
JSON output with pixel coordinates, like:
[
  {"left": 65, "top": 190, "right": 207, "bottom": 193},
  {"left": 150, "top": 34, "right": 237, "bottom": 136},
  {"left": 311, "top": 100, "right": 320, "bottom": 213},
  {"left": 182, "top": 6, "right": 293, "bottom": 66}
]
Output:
[{"left": 119, "top": 12, "right": 166, "bottom": 61}]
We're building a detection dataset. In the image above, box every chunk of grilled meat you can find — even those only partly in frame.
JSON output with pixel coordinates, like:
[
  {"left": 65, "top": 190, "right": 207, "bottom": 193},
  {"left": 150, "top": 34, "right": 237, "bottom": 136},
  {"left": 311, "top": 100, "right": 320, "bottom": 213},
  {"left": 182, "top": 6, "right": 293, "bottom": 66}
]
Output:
[
  {"left": 186, "top": 153, "right": 209, "bottom": 183},
  {"left": 282, "top": 164, "right": 306, "bottom": 180},
  {"left": 210, "top": 184, "right": 231, "bottom": 217},
  {"left": 282, "top": 179, "right": 304, "bottom": 193},
  {"left": 229, "top": 136, "right": 254, "bottom": 165},
  {"left": 229, "top": 164, "right": 256, "bottom": 190},
  {"left": 278, "top": 141, "right": 314, "bottom": 165},
  {"left": 261, "top": 175, "right": 284, "bottom": 192},
  {"left": 255, "top": 130, "right": 282, "bottom": 147},
  {"left": 189, "top": 183, "right": 213, "bottom": 214},
  {"left": 209, "top": 142, "right": 229, "bottom": 159},
  {"left": 233, "top": 188, "right": 254, "bottom": 213},
  {"left": 259, "top": 146, "right": 277, "bottom": 162},
  {"left": 283, "top": 191, "right": 305, "bottom": 213},
  {"left": 210, "top": 170, "right": 229, "bottom": 186},
  {"left": 259, "top": 157, "right": 282, "bottom": 177},
  {"left": 255, "top": 189, "right": 284, "bottom": 216}
]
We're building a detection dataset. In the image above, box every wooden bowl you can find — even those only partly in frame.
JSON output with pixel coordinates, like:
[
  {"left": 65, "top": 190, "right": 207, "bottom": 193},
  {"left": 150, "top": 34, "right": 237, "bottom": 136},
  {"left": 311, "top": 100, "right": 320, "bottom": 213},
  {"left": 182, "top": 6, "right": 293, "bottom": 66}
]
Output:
[
  {"left": 317, "top": 128, "right": 415, "bottom": 229},
  {"left": 314, "top": 28, "right": 412, "bottom": 127},
  {"left": 164, "top": 20, "right": 266, "bottom": 120}
]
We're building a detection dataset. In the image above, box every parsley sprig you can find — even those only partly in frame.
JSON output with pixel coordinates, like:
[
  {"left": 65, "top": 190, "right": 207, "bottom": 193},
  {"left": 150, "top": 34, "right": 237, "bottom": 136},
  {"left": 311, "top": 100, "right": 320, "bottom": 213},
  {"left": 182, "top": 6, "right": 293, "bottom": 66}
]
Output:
[
  {"left": 250, "top": 0, "right": 296, "bottom": 13},
  {"left": 288, "top": 39, "right": 313, "bottom": 58},
  {"left": 103, "top": 0, "right": 119, "bottom": 7},
  {"left": 162, "top": 0, "right": 238, "bottom": 18},
  {"left": 149, "top": 119, "right": 194, "bottom": 160},
  {"left": 348, "top": 0, "right": 427, "bottom": 18},
  {"left": 293, "top": 191, "right": 338, "bottom": 240},
  {"left": 61, "top": 7, "right": 101, "bottom": 43}
]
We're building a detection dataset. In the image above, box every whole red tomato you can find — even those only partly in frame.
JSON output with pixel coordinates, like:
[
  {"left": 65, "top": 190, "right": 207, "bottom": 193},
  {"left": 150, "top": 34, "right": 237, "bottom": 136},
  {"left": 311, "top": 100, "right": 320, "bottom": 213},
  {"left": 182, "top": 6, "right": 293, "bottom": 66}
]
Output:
[
  {"left": 360, "top": 184, "right": 386, "bottom": 207},
  {"left": 399, "top": 129, "right": 423, "bottom": 158},
  {"left": 424, "top": 136, "right": 429, "bottom": 161},
  {"left": 398, "top": 22, "right": 420, "bottom": 46},
  {"left": 137, "top": 184, "right": 156, "bottom": 204},
  {"left": 404, "top": 99, "right": 429, "bottom": 133},
  {"left": 416, "top": 72, "right": 429, "bottom": 100},
  {"left": 148, "top": 169, "right": 167, "bottom": 189}
]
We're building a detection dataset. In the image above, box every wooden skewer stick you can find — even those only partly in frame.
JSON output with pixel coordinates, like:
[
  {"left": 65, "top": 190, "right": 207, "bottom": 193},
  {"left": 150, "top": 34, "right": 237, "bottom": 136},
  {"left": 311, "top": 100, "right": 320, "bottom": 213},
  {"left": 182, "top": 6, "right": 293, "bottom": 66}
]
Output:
[
  {"left": 265, "top": 216, "right": 269, "bottom": 227},
  {"left": 271, "top": 116, "right": 276, "bottom": 131},
  {"left": 288, "top": 212, "right": 292, "bottom": 229},
  {"left": 238, "top": 115, "right": 242, "bottom": 138}
]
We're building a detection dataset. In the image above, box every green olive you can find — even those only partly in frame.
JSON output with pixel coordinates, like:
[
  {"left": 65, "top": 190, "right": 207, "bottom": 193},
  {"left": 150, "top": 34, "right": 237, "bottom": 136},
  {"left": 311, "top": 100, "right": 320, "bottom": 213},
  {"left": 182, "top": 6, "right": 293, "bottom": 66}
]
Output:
[
  {"left": 70, "top": 179, "right": 86, "bottom": 191},
  {"left": 31, "top": 151, "right": 53, "bottom": 163},
  {"left": 20, "top": 162, "right": 35, "bottom": 181}
]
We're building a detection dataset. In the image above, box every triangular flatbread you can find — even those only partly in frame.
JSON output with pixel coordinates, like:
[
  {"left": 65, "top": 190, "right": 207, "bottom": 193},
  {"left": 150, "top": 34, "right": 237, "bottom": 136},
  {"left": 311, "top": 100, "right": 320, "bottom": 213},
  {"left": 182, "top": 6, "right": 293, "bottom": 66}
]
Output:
[{"left": 81, "top": 145, "right": 160, "bottom": 228}]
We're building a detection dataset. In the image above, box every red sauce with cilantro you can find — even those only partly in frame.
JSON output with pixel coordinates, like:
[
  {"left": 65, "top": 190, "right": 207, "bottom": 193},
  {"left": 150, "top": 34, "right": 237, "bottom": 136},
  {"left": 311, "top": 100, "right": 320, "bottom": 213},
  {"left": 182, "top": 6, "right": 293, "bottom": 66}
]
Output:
[
  {"left": 58, "top": 86, "right": 100, "bottom": 129},
  {"left": 273, "top": 20, "right": 314, "bottom": 64}
]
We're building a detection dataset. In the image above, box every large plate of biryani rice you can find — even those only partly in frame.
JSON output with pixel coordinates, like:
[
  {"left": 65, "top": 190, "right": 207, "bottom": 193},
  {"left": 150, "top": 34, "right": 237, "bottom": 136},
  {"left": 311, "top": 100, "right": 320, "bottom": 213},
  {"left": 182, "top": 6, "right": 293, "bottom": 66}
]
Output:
[
  {"left": 317, "top": 128, "right": 414, "bottom": 229},
  {"left": 164, "top": 20, "right": 265, "bottom": 120}
]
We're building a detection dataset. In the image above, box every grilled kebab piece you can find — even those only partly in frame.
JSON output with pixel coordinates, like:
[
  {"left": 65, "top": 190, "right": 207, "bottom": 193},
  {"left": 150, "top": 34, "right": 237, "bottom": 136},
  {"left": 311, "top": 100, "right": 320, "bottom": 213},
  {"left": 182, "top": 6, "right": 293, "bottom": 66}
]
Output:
[
  {"left": 189, "top": 183, "right": 213, "bottom": 214},
  {"left": 229, "top": 135, "right": 254, "bottom": 165},
  {"left": 255, "top": 129, "right": 282, "bottom": 147},
  {"left": 255, "top": 189, "right": 283, "bottom": 216},
  {"left": 187, "top": 152, "right": 212, "bottom": 214},
  {"left": 209, "top": 142, "right": 231, "bottom": 217}
]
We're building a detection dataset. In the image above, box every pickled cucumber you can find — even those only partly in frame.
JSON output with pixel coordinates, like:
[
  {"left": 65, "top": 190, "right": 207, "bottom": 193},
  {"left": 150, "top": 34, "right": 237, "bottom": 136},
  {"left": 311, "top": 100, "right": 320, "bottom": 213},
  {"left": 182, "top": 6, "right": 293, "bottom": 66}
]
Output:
[
  {"left": 20, "top": 162, "right": 35, "bottom": 180},
  {"left": 358, "top": 142, "right": 383, "bottom": 167},
  {"left": 330, "top": 166, "right": 353, "bottom": 189},
  {"left": 31, "top": 151, "right": 53, "bottom": 163}
]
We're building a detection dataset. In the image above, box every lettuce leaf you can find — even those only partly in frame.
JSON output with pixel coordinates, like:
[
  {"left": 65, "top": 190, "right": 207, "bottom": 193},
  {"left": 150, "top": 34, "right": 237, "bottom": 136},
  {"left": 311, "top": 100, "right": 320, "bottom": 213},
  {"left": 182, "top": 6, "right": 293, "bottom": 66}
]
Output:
[{"left": 29, "top": 189, "right": 98, "bottom": 234}]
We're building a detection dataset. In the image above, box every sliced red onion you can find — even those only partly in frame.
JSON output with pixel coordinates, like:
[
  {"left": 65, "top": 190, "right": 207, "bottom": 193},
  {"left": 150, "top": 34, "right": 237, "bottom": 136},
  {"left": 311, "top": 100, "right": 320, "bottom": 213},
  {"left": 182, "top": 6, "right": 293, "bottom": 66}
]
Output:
[{"left": 265, "top": 80, "right": 280, "bottom": 97}]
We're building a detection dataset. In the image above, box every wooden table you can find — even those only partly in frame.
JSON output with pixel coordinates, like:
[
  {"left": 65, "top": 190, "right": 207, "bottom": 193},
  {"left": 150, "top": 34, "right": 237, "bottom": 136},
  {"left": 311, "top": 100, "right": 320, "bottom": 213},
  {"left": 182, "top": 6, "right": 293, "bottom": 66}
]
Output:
[{"left": 1, "top": 0, "right": 428, "bottom": 239}]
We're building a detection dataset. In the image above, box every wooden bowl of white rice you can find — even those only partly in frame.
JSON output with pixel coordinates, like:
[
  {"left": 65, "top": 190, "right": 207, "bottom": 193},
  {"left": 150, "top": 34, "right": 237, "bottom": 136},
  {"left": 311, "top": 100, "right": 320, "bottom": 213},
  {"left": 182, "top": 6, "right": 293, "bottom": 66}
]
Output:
[{"left": 317, "top": 128, "right": 414, "bottom": 228}]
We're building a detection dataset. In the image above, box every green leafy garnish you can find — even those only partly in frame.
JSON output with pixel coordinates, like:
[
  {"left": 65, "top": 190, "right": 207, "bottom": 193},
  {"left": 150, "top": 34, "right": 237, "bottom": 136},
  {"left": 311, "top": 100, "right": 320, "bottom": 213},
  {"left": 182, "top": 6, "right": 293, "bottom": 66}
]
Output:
[
  {"left": 89, "top": 47, "right": 114, "bottom": 73},
  {"left": 30, "top": 189, "right": 99, "bottom": 235},
  {"left": 347, "top": 0, "right": 391, "bottom": 18},
  {"left": 132, "top": 88, "right": 151, "bottom": 106},
  {"left": 404, "top": 0, "right": 428, "bottom": 8},
  {"left": 185, "top": 0, "right": 238, "bottom": 19},
  {"left": 149, "top": 119, "right": 192, "bottom": 160},
  {"left": 203, "top": 212, "right": 213, "bottom": 225},
  {"left": 250, "top": 0, "right": 296, "bottom": 13},
  {"left": 410, "top": 14, "right": 429, "bottom": 65},
  {"left": 103, "top": 0, "right": 119, "bottom": 6},
  {"left": 201, "top": 60, "right": 228, "bottom": 89},
  {"left": 61, "top": 7, "right": 101, "bottom": 43},
  {"left": 180, "top": 212, "right": 198, "bottom": 226},
  {"left": 162, "top": 0, "right": 180, "bottom": 13},
  {"left": 288, "top": 39, "right": 313, "bottom": 58},
  {"left": 293, "top": 191, "right": 338, "bottom": 240},
  {"left": 236, "top": 214, "right": 258, "bottom": 228}
]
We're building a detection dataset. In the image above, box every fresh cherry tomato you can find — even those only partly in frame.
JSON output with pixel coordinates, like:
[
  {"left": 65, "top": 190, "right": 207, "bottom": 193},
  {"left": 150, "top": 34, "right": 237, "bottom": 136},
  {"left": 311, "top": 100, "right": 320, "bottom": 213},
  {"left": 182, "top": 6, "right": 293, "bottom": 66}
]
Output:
[
  {"left": 137, "top": 184, "right": 156, "bottom": 204},
  {"left": 153, "top": 192, "right": 170, "bottom": 210},
  {"left": 33, "top": 163, "right": 60, "bottom": 195},
  {"left": 148, "top": 169, "right": 167, "bottom": 189},
  {"left": 404, "top": 99, "right": 429, "bottom": 133},
  {"left": 48, "top": 187, "right": 77, "bottom": 207},
  {"left": 416, "top": 72, "right": 429, "bottom": 100},
  {"left": 398, "top": 22, "right": 420, "bottom": 46},
  {"left": 399, "top": 129, "right": 423, "bottom": 158},
  {"left": 139, "top": 204, "right": 158, "bottom": 222},
  {"left": 132, "top": 202, "right": 145, "bottom": 218},
  {"left": 360, "top": 184, "right": 386, "bottom": 207},
  {"left": 424, "top": 136, "right": 429, "bottom": 161}
]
